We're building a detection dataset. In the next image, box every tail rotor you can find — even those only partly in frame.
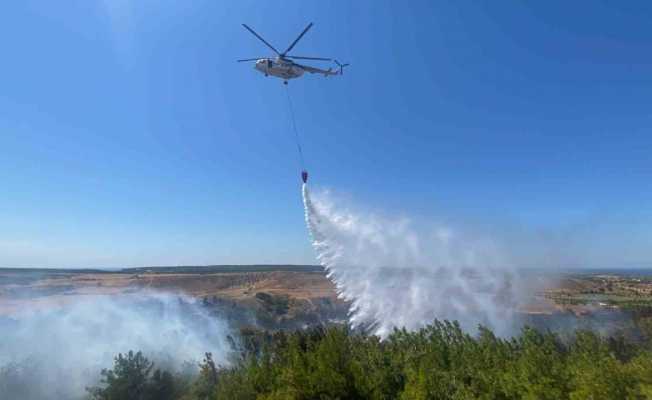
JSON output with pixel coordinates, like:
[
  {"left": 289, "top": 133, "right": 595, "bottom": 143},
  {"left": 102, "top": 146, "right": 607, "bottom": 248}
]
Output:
[{"left": 334, "top": 60, "right": 350, "bottom": 75}]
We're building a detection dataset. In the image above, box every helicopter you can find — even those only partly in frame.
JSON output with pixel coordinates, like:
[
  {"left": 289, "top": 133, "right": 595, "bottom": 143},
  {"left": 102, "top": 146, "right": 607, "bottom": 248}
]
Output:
[{"left": 238, "top": 23, "right": 349, "bottom": 84}]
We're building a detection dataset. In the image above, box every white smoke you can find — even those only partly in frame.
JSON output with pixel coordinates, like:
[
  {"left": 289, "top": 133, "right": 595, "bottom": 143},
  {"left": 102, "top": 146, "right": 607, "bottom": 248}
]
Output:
[
  {"left": 303, "top": 184, "right": 521, "bottom": 338},
  {"left": 0, "top": 291, "right": 232, "bottom": 400}
]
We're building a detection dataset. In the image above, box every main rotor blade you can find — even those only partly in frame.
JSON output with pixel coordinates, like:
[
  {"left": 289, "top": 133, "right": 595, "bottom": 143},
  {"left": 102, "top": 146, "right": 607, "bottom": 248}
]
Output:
[
  {"left": 242, "top": 24, "right": 280, "bottom": 55},
  {"left": 286, "top": 55, "right": 331, "bottom": 61},
  {"left": 283, "top": 22, "right": 313, "bottom": 55},
  {"left": 237, "top": 58, "right": 262, "bottom": 62}
]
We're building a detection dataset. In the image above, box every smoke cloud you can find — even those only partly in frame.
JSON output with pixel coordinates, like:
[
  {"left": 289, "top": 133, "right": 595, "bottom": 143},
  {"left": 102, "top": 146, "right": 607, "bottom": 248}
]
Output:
[
  {"left": 0, "top": 292, "right": 232, "bottom": 400},
  {"left": 303, "top": 184, "right": 522, "bottom": 338}
]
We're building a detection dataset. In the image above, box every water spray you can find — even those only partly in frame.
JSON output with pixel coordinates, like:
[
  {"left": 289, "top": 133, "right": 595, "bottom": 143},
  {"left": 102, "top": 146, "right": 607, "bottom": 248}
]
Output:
[{"left": 302, "top": 184, "right": 521, "bottom": 338}]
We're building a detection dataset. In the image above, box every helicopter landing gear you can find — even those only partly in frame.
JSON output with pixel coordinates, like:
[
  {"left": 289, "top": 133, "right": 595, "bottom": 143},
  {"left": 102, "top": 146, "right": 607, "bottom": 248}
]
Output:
[{"left": 283, "top": 80, "right": 288, "bottom": 85}]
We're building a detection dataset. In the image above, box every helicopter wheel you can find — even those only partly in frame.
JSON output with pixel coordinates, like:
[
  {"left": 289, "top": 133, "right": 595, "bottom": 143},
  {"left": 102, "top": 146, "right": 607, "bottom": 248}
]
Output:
[{"left": 283, "top": 80, "right": 288, "bottom": 85}]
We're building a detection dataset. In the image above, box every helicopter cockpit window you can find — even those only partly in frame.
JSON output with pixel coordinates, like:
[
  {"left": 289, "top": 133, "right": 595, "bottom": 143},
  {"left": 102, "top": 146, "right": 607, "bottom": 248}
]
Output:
[{"left": 267, "top": 60, "right": 273, "bottom": 68}]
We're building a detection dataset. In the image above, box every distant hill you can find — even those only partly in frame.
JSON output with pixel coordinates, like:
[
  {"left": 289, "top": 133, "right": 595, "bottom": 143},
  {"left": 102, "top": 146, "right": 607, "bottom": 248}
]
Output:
[
  {"left": 0, "top": 265, "right": 324, "bottom": 275},
  {"left": 121, "top": 264, "right": 324, "bottom": 274}
]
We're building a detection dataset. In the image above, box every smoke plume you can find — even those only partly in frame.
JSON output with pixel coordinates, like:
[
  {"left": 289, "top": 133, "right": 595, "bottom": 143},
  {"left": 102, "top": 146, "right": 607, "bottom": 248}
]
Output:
[
  {"left": 0, "top": 292, "right": 232, "bottom": 400},
  {"left": 303, "top": 184, "right": 521, "bottom": 338}
]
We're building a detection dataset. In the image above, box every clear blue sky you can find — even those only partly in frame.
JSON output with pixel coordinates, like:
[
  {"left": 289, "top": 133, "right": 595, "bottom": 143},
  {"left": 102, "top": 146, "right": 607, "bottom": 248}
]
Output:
[{"left": 1, "top": 1, "right": 651, "bottom": 268}]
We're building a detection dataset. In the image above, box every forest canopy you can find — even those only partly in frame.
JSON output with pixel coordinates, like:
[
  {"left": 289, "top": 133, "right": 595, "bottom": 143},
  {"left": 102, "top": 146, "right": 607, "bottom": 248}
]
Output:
[{"left": 83, "top": 320, "right": 652, "bottom": 400}]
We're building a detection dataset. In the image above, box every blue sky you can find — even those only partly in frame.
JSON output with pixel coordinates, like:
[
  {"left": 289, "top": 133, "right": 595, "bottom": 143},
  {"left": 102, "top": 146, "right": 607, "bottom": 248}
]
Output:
[{"left": 1, "top": 1, "right": 651, "bottom": 268}]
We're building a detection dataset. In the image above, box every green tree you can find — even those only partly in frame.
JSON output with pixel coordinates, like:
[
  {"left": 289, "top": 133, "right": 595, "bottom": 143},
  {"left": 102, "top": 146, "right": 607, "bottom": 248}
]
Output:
[
  {"left": 91, "top": 321, "right": 652, "bottom": 400},
  {"left": 87, "top": 351, "right": 180, "bottom": 400},
  {"left": 506, "top": 327, "right": 569, "bottom": 400},
  {"left": 568, "top": 331, "right": 643, "bottom": 400}
]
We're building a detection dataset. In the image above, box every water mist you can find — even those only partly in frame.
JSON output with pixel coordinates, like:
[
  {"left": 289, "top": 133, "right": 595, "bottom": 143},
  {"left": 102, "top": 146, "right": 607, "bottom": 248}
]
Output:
[{"left": 303, "top": 184, "right": 520, "bottom": 338}]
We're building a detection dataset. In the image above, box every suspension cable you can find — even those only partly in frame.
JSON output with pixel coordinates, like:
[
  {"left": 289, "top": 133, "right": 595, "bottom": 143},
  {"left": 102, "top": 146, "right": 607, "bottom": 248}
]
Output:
[{"left": 284, "top": 85, "right": 306, "bottom": 170}]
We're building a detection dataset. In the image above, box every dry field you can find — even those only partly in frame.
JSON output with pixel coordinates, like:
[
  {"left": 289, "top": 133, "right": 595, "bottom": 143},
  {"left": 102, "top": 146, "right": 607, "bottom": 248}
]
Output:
[
  {"left": 0, "top": 267, "right": 341, "bottom": 318},
  {"left": 2, "top": 267, "right": 650, "bottom": 321}
]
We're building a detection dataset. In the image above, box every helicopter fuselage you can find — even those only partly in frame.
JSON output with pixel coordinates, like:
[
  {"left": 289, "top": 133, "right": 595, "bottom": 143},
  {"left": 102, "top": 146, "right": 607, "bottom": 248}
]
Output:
[{"left": 254, "top": 58, "right": 304, "bottom": 81}]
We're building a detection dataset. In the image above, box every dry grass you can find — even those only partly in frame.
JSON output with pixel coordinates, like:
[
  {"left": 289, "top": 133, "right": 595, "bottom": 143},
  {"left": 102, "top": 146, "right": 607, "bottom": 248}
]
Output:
[{"left": 0, "top": 270, "right": 340, "bottom": 317}]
